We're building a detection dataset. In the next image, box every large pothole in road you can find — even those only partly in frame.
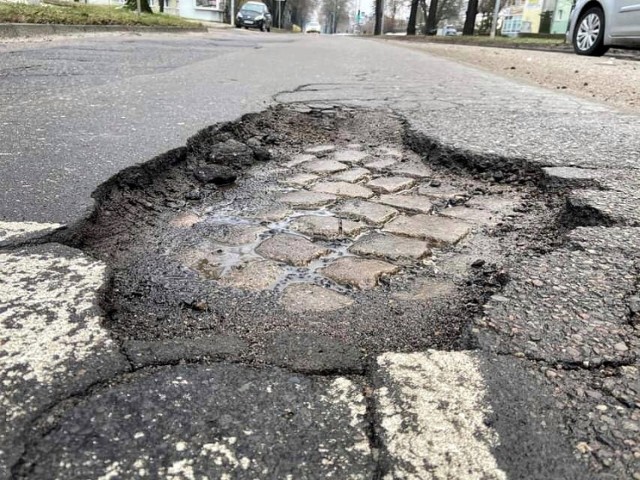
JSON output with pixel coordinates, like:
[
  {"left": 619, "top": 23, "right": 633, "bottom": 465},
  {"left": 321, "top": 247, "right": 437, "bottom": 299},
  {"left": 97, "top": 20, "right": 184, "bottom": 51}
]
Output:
[{"left": 79, "top": 105, "right": 556, "bottom": 373}]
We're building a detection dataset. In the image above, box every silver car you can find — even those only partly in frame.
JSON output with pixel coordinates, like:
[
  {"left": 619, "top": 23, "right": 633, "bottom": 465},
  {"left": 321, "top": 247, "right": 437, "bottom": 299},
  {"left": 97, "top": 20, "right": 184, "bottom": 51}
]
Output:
[{"left": 567, "top": 0, "right": 640, "bottom": 55}]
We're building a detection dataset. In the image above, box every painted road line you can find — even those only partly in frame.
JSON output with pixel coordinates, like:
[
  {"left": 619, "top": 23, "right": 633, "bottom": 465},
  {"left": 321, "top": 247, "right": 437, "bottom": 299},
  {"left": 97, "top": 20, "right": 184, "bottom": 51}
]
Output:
[
  {"left": 376, "top": 351, "right": 507, "bottom": 480},
  {"left": 0, "top": 220, "right": 63, "bottom": 245}
]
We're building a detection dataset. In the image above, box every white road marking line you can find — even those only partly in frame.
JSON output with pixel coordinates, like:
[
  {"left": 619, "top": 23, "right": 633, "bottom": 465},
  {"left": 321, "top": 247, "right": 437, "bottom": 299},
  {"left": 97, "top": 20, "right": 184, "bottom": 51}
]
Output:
[{"left": 376, "top": 351, "right": 508, "bottom": 480}]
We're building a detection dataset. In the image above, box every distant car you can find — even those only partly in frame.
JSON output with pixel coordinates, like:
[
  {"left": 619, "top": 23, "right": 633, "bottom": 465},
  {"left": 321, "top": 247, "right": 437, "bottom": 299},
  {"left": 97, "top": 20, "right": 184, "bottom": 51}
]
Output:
[
  {"left": 305, "top": 21, "right": 321, "bottom": 33},
  {"left": 444, "top": 25, "right": 458, "bottom": 36},
  {"left": 236, "top": 1, "right": 272, "bottom": 32},
  {"left": 568, "top": 0, "right": 640, "bottom": 55}
]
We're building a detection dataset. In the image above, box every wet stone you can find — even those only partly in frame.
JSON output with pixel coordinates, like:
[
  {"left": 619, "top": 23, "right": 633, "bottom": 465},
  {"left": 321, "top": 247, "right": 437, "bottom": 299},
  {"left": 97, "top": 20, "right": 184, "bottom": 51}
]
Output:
[
  {"left": 256, "top": 233, "right": 329, "bottom": 266},
  {"left": 169, "top": 212, "right": 201, "bottom": 228},
  {"left": 332, "top": 150, "right": 371, "bottom": 164},
  {"left": 376, "top": 146, "right": 403, "bottom": 159},
  {"left": 312, "top": 181, "right": 374, "bottom": 199},
  {"left": 282, "top": 173, "right": 319, "bottom": 186},
  {"left": 376, "top": 194, "right": 433, "bottom": 214},
  {"left": 182, "top": 248, "right": 224, "bottom": 280},
  {"left": 334, "top": 200, "right": 398, "bottom": 225},
  {"left": 391, "top": 163, "right": 434, "bottom": 179},
  {"left": 194, "top": 165, "right": 237, "bottom": 186},
  {"left": 208, "top": 139, "right": 254, "bottom": 167},
  {"left": 302, "top": 160, "right": 350, "bottom": 175},
  {"left": 304, "top": 144, "right": 336, "bottom": 156},
  {"left": 218, "top": 259, "right": 284, "bottom": 291},
  {"left": 367, "top": 176, "right": 416, "bottom": 194},
  {"left": 384, "top": 214, "right": 471, "bottom": 246},
  {"left": 280, "top": 284, "right": 354, "bottom": 313},
  {"left": 418, "top": 184, "right": 468, "bottom": 201},
  {"left": 364, "top": 158, "right": 397, "bottom": 172},
  {"left": 285, "top": 153, "right": 316, "bottom": 167},
  {"left": 289, "top": 215, "right": 367, "bottom": 240},
  {"left": 349, "top": 232, "right": 430, "bottom": 264},
  {"left": 201, "top": 223, "right": 265, "bottom": 245},
  {"left": 392, "top": 278, "right": 457, "bottom": 302},
  {"left": 332, "top": 167, "right": 371, "bottom": 183},
  {"left": 320, "top": 257, "right": 400, "bottom": 290},
  {"left": 279, "top": 191, "right": 338, "bottom": 209},
  {"left": 440, "top": 206, "right": 499, "bottom": 226},
  {"left": 467, "top": 196, "right": 517, "bottom": 214},
  {"left": 249, "top": 205, "right": 292, "bottom": 223}
]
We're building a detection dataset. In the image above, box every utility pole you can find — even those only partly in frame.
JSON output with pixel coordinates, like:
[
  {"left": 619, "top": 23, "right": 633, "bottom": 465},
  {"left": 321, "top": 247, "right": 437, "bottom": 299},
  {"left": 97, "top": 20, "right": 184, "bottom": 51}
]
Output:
[
  {"left": 230, "top": 0, "right": 235, "bottom": 25},
  {"left": 380, "top": 0, "right": 385, "bottom": 34},
  {"left": 136, "top": 0, "right": 141, "bottom": 15},
  {"left": 490, "top": 0, "right": 500, "bottom": 38}
]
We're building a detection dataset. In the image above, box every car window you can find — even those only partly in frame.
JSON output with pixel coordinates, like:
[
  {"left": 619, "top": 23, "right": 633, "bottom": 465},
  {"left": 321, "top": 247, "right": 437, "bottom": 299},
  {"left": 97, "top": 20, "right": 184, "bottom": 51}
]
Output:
[{"left": 241, "top": 3, "right": 262, "bottom": 12}]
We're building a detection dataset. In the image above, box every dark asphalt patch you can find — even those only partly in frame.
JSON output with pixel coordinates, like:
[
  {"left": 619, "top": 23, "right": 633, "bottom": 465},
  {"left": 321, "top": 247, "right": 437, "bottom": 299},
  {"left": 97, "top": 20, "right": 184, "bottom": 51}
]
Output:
[{"left": 14, "top": 364, "right": 374, "bottom": 479}]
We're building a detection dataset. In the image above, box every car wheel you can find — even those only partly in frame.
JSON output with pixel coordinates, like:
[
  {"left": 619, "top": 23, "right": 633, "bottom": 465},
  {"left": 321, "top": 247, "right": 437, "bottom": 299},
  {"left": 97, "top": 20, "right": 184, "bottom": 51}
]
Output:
[
  {"left": 266, "top": 24, "right": 271, "bottom": 32},
  {"left": 260, "top": 22, "right": 266, "bottom": 32},
  {"left": 573, "top": 6, "right": 609, "bottom": 56}
]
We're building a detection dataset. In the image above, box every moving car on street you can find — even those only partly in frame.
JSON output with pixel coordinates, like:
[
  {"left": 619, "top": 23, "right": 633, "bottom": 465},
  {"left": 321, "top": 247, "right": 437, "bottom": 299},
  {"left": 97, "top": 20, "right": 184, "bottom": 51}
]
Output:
[
  {"left": 305, "top": 21, "right": 322, "bottom": 33},
  {"left": 568, "top": 0, "right": 640, "bottom": 55},
  {"left": 236, "top": 1, "right": 272, "bottom": 32}
]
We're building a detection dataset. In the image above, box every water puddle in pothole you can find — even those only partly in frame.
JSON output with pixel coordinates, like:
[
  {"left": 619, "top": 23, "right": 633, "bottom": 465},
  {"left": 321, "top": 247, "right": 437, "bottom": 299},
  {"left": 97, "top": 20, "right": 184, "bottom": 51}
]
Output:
[{"left": 184, "top": 208, "right": 362, "bottom": 294}]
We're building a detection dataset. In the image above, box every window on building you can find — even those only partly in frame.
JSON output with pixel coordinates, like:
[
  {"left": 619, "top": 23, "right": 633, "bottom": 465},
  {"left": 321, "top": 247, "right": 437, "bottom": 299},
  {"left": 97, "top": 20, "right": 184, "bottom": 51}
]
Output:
[
  {"left": 557, "top": 9, "right": 563, "bottom": 19},
  {"left": 195, "top": 0, "right": 217, "bottom": 8},
  {"left": 502, "top": 15, "right": 522, "bottom": 34}
]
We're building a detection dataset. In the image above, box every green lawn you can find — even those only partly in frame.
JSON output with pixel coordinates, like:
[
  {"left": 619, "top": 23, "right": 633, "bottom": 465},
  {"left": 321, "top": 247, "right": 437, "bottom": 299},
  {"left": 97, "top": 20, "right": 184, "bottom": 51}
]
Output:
[{"left": 0, "top": 2, "right": 200, "bottom": 27}]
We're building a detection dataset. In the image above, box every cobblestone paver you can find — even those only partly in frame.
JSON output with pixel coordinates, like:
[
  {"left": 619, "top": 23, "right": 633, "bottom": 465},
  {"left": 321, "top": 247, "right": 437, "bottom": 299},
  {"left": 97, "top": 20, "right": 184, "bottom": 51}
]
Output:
[
  {"left": 376, "top": 194, "right": 433, "bottom": 214},
  {"left": 367, "top": 176, "right": 416, "bottom": 194},
  {"left": 177, "top": 143, "right": 505, "bottom": 310},
  {"left": 320, "top": 257, "right": 400, "bottom": 289}
]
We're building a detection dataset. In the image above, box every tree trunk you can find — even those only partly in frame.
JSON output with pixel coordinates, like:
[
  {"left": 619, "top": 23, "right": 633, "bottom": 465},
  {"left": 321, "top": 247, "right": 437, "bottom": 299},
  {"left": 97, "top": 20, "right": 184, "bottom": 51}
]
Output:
[
  {"left": 425, "top": 0, "right": 438, "bottom": 35},
  {"left": 406, "top": 0, "right": 418, "bottom": 35},
  {"left": 374, "top": 0, "right": 383, "bottom": 35},
  {"left": 463, "top": 0, "right": 478, "bottom": 35},
  {"left": 420, "top": 0, "right": 428, "bottom": 34},
  {"left": 125, "top": 0, "right": 153, "bottom": 13}
]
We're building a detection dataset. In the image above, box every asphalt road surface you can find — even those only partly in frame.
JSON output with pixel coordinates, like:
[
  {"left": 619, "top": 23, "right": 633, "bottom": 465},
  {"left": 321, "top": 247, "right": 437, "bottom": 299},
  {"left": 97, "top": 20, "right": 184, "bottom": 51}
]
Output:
[{"left": 1, "top": 29, "right": 640, "bottom": 480}]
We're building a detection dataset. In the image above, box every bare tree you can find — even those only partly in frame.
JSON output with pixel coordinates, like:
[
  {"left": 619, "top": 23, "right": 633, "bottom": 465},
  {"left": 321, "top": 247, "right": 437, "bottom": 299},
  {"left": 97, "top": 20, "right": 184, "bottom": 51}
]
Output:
[
  {"left": 385, "top": 0, "right": 403, "bottom": 32},
  {"left": 463, "top": 0, "right": 478, "bottom": 34},
  {"left": 374, "top": 0, "right": 383, "bottom": 34},
  {"left": 425, "top": 0, "right": 438, "bottom": 33},
  {"left": 407, "top": 0, "right": 419, "bottom": 35}
]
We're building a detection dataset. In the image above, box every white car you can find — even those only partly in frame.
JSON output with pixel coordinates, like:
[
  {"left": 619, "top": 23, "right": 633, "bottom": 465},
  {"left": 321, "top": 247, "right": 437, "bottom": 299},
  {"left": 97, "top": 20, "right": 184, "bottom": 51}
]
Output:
[
  {"left": 305, "top": 21, "right": 321, "bottom": 34},
  {"left": 568, "top": 0, "right": 640, "bottom": 55}
]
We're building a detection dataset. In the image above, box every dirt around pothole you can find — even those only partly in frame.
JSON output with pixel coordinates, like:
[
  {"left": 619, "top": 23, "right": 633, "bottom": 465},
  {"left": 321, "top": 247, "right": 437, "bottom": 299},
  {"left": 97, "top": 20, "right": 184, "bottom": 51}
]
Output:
[{"left": 77, "top": 105, "right": 558, "bottom": 374}]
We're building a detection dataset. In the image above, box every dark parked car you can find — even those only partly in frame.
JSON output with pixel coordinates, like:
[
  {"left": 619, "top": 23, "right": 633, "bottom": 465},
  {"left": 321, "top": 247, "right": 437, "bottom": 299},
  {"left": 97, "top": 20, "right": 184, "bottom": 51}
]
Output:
[{"left": 236, "top": 1, "right": 272, "bottom": 32}]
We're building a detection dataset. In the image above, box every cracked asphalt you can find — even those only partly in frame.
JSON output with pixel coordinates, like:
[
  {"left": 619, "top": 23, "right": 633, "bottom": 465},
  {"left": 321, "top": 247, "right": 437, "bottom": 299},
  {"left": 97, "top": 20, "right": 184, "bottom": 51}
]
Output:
[{"left": 1, "top": 29, "right": 639, "bottom": 480}]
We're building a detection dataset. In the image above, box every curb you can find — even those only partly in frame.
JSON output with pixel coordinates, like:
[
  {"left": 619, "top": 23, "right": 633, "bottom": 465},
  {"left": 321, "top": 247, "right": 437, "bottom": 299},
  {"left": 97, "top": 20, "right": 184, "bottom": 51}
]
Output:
[{"left": 0, "top": 23, "right": 207, "bottom": 39}]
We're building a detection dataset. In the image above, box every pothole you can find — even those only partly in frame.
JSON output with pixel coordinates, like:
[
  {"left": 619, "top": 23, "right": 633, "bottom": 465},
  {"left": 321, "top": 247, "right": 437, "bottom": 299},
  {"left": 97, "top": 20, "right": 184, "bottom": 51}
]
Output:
[{"left": 77, "top": 105, "right": 558, "bottom": 373}]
